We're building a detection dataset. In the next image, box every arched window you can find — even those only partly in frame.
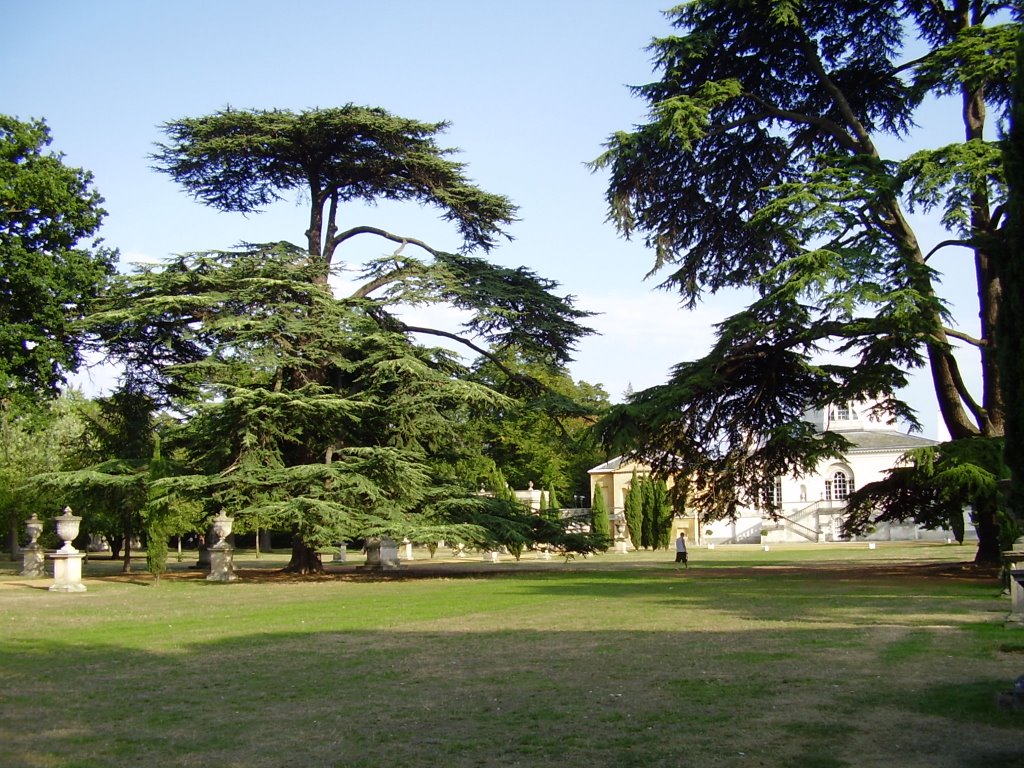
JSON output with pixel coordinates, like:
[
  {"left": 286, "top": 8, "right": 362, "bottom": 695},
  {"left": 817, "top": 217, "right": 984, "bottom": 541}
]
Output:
[{"left": 826, "top": 470, "right": 850, "bottom": 501}]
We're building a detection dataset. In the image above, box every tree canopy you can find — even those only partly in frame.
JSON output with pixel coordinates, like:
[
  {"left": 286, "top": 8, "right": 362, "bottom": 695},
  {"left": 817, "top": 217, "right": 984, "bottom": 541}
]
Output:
[
  {"left": 152, "top": 105, "right": 517, "bottom": 266},
  {"left": 593, "top": 0, "right": 1018, "bottom": 561},
  {"left": 92, "top": 106, "right": 596, "bottom": 572},
  {"left": 0, "top": 115, "right": 117, "bottom": 397}
]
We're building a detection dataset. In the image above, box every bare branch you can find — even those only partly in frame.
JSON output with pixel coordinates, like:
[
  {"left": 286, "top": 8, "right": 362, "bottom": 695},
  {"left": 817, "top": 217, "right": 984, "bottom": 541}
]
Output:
[
  {"left": 942, "top": 327, "right": 986, "bottom": 347},
  {"left": 924, "top": 238, "right": 974, "bottom": 262},
  {"left": 741, "top": 93, "right": 862, "bottom": 153},
  {"left": 331, "top": 225, "right": 441, "bottom": 257}
]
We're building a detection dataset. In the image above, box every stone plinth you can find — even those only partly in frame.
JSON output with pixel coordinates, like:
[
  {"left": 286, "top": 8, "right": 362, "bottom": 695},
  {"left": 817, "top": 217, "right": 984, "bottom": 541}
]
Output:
[
  {"left": 20, "top": 545, "right": 45, "bottom": 578},
  {"left": 1009, "top": 561, "right": 1024, "bottom": 624},
  {"left": 332, "top": 546, "right": 347, "bottom": 563},
  {"left": 206, "top": 544, "right": 239, "bottom": 582},
  {"left": 49, "top": 551, "right": 87, "bottom": 592},
  {"left": 361, "top": 537, "right": 400, "bottom": 570}
]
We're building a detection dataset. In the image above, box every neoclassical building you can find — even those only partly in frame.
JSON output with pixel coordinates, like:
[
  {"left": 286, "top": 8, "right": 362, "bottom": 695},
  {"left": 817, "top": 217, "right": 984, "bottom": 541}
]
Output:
[{"left": 591, "top": 401, "right": 964, "bottom": 546}]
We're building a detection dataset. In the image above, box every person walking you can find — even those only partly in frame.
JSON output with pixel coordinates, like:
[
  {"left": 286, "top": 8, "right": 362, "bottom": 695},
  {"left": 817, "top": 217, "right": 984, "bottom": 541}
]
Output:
[{"left": 674, "top": 530, "right": 688, "bottom": 567}]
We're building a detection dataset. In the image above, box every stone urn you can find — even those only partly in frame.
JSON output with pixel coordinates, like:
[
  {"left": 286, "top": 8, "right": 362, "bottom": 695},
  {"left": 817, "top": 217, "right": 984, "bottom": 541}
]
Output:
[
  {"left": 54, "top": 507, "right": 81, "bottom": 553},
  {"left": 25, "top": 514, "right": 43, "bottom": 547},
  {"left": 210, "top": 511, "right": 234, "bottom": 548},
  {"left": 20, "top": 513, "right": 46, "bottom": 578}
]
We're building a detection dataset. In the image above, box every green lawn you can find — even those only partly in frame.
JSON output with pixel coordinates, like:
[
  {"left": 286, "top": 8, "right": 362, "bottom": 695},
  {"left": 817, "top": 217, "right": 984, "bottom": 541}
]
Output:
[{"left": 1, "top": 543, "right": 1021, "bottom": 768}]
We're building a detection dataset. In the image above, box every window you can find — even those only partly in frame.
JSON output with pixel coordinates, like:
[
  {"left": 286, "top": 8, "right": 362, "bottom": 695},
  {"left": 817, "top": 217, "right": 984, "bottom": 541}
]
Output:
[
  {"left": 826, "top": 470, "right": 850, "bottom": 501},
  {"left": 833, "top": 403, "right": 853, "bottom": 420}
]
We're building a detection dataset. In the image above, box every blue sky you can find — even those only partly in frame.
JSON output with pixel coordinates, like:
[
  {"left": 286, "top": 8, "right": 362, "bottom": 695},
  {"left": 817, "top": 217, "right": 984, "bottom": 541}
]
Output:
[{"left": 2, "top": 1, "right": 983, "bottom": 436}]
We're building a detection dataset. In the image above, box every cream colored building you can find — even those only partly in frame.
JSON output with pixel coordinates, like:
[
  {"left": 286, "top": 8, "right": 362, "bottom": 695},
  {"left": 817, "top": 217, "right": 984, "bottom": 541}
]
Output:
[
  {"left": 588, "top": 456, "right": 696, "bottom": 549},
  {"left": 590, "top": 400, "right": 965, "bottom": 546}
]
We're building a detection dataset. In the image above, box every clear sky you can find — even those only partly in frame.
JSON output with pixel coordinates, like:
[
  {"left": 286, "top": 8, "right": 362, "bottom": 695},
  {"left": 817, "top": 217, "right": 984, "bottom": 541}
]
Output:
[{"left": 2, "top": 0, "right": 982, "bottom": 437}]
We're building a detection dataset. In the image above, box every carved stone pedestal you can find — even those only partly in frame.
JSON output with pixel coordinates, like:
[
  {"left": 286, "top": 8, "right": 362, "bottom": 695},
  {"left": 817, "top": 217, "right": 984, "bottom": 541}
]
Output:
[
  {"left": 207, "top": 544, "right": 239, "bottom": 582},
  {"left": 361, "top": 537, "right": 400, "bottom": 570},
  {"left": 49, "top": 551, "right": 87, "bottom": 592},
  {"left": 1009, "top": 562, "right": 1024, "bottom": 624},
  {"left": 20, "top": 545, "right": 45, "bottom": 578}
]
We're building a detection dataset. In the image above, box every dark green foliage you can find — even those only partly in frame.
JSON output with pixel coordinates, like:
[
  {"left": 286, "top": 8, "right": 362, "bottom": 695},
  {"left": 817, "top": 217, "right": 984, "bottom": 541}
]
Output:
[
  {"left": 652, "top": 478, "right": 673, "bottom": 550},
  {"left": 1000, "top": 26, "right": 1024, "bottom": 526},
  {"left": 545, "top": 485, "right": 560, "bottom": 523},
  {"left": 27, "top": 383, "right": 197, "bottom": 573},
  {"left": 624, "top": 468, "right": 643, "bottom": 550},
  {"left": 639, "top": 475, "right": 655, "bottom": 549},
  {"left": 845, "top": 438, "right": 1018, "bottom": 561},
  {"left": 590, "top": 482, "right": 610, "bottom": 549},
  {"left": 122, "top": 105, "right": 597, "bottom": 572},
  {"left": 0, "top": 115, "right": 117, "bottom": 397},
  {"left": 0, "top": 393, "right": 86, "bottom": 555},
  {"left": 469, "top": 352, "right": 609, "bottom": 504},
  {"left": 93, "top": 246, "right": 497, "bottom": 555},
  {"left": 594, "top": 1, "right": 1019, "bottom": 561},
  {"left": 91, "top": 244, "right": 604, "bottom": 568},
  {"left": 152, "top": 106, "right": 517, "bottom": 258}
]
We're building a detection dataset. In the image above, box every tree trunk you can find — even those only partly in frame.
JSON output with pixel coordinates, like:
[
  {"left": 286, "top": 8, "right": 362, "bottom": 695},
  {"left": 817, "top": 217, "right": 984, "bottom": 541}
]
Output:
[
  {"left": 7, "top": 519, "right": 19, "bottom": 560},
  {"left": 284, "top": 537, "right": 323, "bottom": 574},
  {"left": 973, "top": 506, "right": 1003, "bottom": 565},
  {"left": 122, "top": 534, "right": 132, "bottom": 573}
]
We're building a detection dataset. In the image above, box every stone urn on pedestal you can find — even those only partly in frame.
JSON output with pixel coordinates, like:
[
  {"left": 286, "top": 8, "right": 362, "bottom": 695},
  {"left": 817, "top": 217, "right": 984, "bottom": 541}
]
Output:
[
  {"left": 206, "top": 511, "right": 239, "bottom": 582},
  {"left": 20, "top": 513, "right": 45, "bottom": 578},
  {"left": 49, "top": 507, "right": 86, "bottom": 592},
  {"left": 361, "top": 536, "right": 400, "bottom": 570}
]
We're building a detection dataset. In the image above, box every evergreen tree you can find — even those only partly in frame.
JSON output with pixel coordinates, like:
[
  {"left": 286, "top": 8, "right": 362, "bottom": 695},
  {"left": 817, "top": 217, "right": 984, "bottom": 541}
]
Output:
[
  {"left": 624, "top": 468, "right": 643, "bottom": 550},
  {"left": 30, "top": 382, "right": 200, "bottom": 575},
  {"left": 95, "top": 106, "right": 592, "bottom": 573},
  {"left": 652, "top": 478, "right": 673, "bottom": 550},
  {"left": 640, "top": 475, "right": 655, "bottom": 549},
  {"left": 594, "top": 1, "right": 1019, "bottom": 563},
  {"left": 590, "top": 483, "right": 611, "bottom": 550},
  {"left": 1000, "top": 25, "right": 1024, "bottom": 528},
  {"left": 545, "top": 484, "right": 561, "bottom": 522}
]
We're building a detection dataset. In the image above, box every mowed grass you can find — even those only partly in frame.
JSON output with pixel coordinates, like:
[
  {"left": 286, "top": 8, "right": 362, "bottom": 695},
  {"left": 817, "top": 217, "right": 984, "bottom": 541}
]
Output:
[{"left": 1, "top": 543, "right": 1022, "bottom": 768}]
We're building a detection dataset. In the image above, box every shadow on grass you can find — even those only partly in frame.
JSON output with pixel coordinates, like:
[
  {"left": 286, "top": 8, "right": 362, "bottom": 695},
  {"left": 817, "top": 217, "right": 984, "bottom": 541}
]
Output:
[{"left": 3, "top": 619, "right": 1022, "bottom": 768}]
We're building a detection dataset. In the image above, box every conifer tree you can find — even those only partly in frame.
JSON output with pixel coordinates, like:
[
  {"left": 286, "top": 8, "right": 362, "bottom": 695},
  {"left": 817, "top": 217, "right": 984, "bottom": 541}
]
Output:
[
  {"left": 95, "top": 106, "right": 593, "bottom": 572},
  {"left": 624, "top": 468, "right": 643, "bottom": 550},
  {"left": 640, "top": 475, "right": 655, "bottom": 549},
  {"left": 590, "top": 483, "right": 611, "bottom": 549},
  {"left": 1000, "top": 26, "right": 1024, "bottom": 527},
  {"left": 545, "top": 484, "right": 561, "bottom": 522},
  {"left": 652, "top": 478, "right": 673, "bottom": 550},
  {"left": 595, "top": 2, "right": 1019, "bottom": 563}
]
